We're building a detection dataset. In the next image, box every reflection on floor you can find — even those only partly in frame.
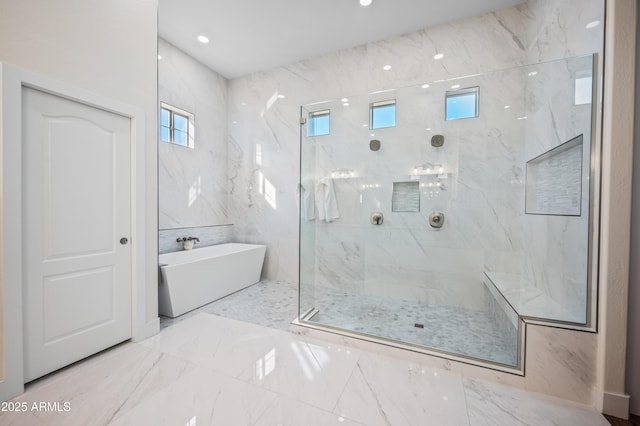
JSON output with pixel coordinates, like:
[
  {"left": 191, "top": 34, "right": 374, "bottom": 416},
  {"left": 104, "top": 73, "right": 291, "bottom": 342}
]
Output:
[{"left": 2, "top": 312, "right": 609, "bottom": 425}]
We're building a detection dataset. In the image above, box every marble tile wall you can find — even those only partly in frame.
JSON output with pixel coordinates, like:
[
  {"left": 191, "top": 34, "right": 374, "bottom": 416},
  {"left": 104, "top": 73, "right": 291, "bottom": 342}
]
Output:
[
  {"left": 158, "top": 38, "right": 229, "bottom": 229},
  {"left": 227, "top": 0, "right": 604, "bottom": 294},
  {"left": 158, "top": 224, "right": 234, "bottom": 254}
]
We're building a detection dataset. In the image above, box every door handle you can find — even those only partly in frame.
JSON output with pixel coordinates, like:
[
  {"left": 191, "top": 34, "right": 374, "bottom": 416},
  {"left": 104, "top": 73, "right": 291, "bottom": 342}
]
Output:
[{"left": 120, "top": 237, "right": 129, "bottom": 245}]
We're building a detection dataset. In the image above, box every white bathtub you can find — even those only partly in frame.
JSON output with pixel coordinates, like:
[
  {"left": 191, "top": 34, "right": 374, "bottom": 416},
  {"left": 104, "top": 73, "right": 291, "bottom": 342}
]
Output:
[{"left": 158, "top": 243, "right": 266, "bottom": 318}]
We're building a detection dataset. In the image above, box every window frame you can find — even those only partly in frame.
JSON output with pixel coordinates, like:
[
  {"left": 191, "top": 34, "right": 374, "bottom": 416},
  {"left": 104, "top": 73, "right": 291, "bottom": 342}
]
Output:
[
  {"left": 308, "top": 109, "right": 331, "bottom": 137},
  {"left": 160, "top": 102, "right": 195, "bottom": 148},
  {"left": 370, "top": 99, "right": 397, "bottom": 129},
  {"left": 445, "top": 86, "right": 479, "bottom": 121}
]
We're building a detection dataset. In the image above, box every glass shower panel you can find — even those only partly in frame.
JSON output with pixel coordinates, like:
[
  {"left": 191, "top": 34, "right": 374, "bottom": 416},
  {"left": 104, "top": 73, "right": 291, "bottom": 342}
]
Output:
[
  {"left": 298, "top": 55, "right": 596, "bottom": 370},
  {"left": 299, "top": 105, "right": 319, "bottom": 320}
]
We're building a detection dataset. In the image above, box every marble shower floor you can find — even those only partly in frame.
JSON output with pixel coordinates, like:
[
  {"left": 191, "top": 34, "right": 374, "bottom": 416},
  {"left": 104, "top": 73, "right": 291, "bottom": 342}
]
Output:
[
  {"left": 2, "top": 312, "right": 609, "bottom": 425},
  {"left": 307, "top": 287, "right": 518, "bottom": 366}
]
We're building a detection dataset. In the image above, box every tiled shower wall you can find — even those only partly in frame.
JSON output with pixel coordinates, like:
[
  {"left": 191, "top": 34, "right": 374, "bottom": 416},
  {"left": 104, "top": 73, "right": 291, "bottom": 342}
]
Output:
[{"left": 227, "top": 0, "right": 604, "bottom": 299}]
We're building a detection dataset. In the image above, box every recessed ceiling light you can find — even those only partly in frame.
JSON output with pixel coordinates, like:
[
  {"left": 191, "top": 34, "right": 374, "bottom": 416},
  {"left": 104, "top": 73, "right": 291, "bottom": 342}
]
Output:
[
  {"left": 451, "top": 84, "right": 460, "bottom": 89},
  {"left": 343, "top": 102, "right": 350, "bottom": 107},
  {"left": 197, "top": 35, "right": 209, "bottom": 44},
  {"left": 383, "top": 65, "right": 392, "bottom": 71},
  {"left": 433, "top": 53, "right": 444, "bottom": 60},
  {"left": 586, "top": 20, "right": 600, "bottom": 29},
  {"left": 421, "top": 84, "right": 430, "bottom": 89},
  {"left": 341, "top": 98, "right": 349, "bottom": 102},
  {"left": 277, "top": 94, "right": 285, "bottom": 99},
  {"left": 360, "top": 0, "right": 373, "bottom": 6},
  {"left": 527, "top": 71, "right": 538, "bottom": 77},
  {"left": 157, "top": 55, "right": 162, "bottom": 60},
  {"left": 504, "top": 105, "right": 510, "bottom": 109}
]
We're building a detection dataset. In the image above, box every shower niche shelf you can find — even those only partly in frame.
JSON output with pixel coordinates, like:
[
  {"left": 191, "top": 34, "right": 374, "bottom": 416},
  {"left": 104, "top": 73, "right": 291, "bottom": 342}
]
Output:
[
  {"left": 525, "top": 135, "right": 583, "bottom": 216},
  {"left": 392, "top": 181, "right": 420, "bottom": 212}
]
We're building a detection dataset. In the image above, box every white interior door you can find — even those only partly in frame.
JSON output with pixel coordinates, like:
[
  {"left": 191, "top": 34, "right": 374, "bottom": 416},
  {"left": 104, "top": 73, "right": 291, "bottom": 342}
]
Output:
[{"left": 22, "top": 87, "right": 132, "bottom": 382}]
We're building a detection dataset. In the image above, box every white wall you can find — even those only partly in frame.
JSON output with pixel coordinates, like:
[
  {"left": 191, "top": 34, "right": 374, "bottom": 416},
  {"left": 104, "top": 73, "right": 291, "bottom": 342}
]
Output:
[
  {"left": 158, "top": 39, "right": 229, "bottom": 229},
  {"left": 0, "top": 0, "right": 158, "bottom": 323}
]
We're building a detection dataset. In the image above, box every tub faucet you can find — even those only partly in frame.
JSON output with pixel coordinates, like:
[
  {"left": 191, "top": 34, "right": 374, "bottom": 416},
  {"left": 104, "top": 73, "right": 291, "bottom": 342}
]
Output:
[
  {"left": 176, "top": 236, "right": 200, "bottom": 243},
  {"left": 176, "top": 236, "right": 199, "bottom": 250}
]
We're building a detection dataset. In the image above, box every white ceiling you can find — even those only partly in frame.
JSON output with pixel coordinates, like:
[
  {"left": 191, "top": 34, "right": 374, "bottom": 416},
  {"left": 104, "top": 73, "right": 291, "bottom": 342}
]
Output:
[{"left": 158, "top": 0, "right": 523, "bottom": 79}]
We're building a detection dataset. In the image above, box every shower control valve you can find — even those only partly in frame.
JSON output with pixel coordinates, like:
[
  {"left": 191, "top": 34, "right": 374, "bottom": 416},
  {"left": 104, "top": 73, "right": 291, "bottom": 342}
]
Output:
[
  {"left": 429, "top": 212, "right": 444, "bottom": 229},
  {"left": 370, "top": 212, "right": 383, "bottom": 225}
]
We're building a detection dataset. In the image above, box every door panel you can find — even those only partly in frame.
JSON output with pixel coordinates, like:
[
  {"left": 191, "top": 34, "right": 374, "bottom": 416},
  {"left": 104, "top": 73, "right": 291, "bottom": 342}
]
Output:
[
  {"left": 43, "top": 267, "right": 114, "bottom": 343},
  {"left": 43, "top": 116, "right": 115, "bottom": 258},
  {"left": 22, "top": 87, "right": 132, "bottom": 382}
]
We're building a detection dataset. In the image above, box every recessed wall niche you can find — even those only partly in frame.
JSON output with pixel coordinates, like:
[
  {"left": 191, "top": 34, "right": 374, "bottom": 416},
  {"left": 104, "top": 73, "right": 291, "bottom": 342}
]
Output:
[
  {"left": 392, "top": 181, "right": 420, "bottom": 212},
  {"left": 525, "top": 134, "right": 584, "bottom": 216}
]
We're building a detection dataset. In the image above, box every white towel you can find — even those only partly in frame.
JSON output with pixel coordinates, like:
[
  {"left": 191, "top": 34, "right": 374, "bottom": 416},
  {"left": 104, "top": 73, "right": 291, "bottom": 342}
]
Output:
[
  {"left": 316, "top": 177, "right": 340, "bottom": 223},
  {"left": 296, "top": 178, "right": 315, "bottom": 221}
]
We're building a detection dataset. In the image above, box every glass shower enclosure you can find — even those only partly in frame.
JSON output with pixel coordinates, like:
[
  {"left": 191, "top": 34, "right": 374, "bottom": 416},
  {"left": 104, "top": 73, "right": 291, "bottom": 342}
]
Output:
[{"left": 298, "top": 55, "right": 598, "bottom": 372}]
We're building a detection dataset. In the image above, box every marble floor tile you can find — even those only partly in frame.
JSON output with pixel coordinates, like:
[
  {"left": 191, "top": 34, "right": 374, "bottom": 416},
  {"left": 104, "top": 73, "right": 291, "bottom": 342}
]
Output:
[
  {"left": 254, "top": 395, "right": 365, "bottom": 426},
  {"left": 334, "top": 352, "right": 470, "bottom": 426},
  {"left": 0, "top": 343, "right": 195, "bottom": 426},
  {"left": 2, "top": 307, "right": 610, "bottom": 426},
  {"left": 111, "top": 365, "right": 279, "bottom": 426},
  {"left": 143, "top": 312, "right": 282, "bottom": 377},
  {"left": 161, "top": 279, "right": 517, "bottom": 368},
  {"left": 463, "top": 377, "right": 610, "bottom": 426},
  {"left": 236, "top": 332, "right": 362, "bottom": 412}
]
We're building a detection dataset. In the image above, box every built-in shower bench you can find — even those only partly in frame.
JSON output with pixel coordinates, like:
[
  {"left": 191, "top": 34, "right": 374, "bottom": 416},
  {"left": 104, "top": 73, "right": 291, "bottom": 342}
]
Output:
[{"left": 483, "top": 272, "right": 583, "bottom": 324}]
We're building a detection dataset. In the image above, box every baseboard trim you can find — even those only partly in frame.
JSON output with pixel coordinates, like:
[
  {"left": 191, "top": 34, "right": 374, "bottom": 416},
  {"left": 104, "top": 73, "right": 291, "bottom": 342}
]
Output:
[{"left": 594, "top": 389, "right": 630, "bottom": 419}]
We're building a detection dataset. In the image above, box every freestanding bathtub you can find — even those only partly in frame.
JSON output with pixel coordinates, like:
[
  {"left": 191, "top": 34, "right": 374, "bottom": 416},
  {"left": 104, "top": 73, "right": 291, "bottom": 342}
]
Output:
[{"left": 158, "top": 243, "right": 266, "bottom": 317}]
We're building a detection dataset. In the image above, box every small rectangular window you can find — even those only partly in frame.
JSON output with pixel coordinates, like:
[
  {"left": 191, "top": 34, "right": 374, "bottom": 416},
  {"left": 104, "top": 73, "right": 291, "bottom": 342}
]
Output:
[
  {"left": 445, "top": 87, "right": 479, "bottom": 121},
  {"left": 160, "top": 102, "right": 195, "bottom": 148},
  {"left": 370, "top": 100, "right": 396, "bottom": 129},
  {"left": 574, "top": 74, "right": 592, "bottom": 105},
  {"left": 308, "top": 110, "right": 330, "bottom": 137}
]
